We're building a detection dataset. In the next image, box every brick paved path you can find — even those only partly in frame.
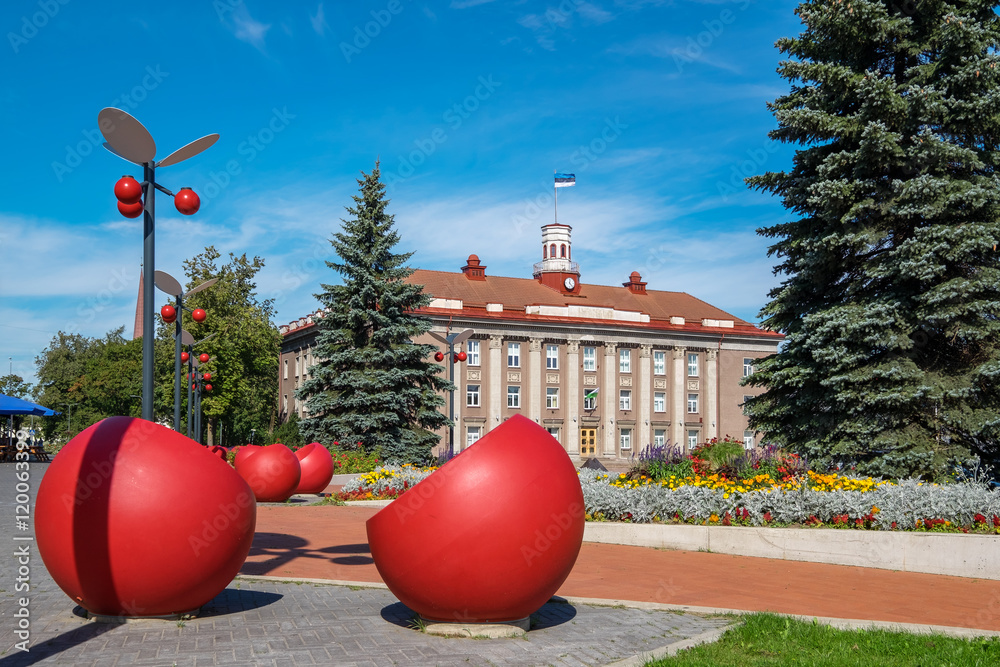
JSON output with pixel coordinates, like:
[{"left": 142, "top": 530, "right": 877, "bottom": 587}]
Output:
[{"left": 0, "top": 462, "right": 729, "bottom": 666}]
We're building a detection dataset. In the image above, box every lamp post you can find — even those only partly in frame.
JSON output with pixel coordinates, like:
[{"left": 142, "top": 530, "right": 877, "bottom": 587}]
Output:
[
  {"left": 155, "top": 271, "right": 217, "bottom": 431},
  {"left": 429, "top": 329, "right": 474, "bottom": 457},
  {"left": 181, "top": 330, "right": 215, "bottom": 441},
  {"left": 60, "top": 402, "right": 78, "bottom": 438},
  {"left": 99, "top": 107, "right": 218, "bottom": 422}
]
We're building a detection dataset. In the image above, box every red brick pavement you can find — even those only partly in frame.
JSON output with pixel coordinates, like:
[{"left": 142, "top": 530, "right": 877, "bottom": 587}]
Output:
[{"left": 242, "top": 505, "right": 1000, "bottom": 632}]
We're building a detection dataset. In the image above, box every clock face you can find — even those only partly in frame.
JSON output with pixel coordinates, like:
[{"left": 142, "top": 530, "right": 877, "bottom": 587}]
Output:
[{"left": 564, "top": 277, "right": 576, "bottom": 290}]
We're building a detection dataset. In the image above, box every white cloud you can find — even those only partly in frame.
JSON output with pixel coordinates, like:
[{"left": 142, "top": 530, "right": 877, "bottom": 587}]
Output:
[
  {"left": 309, "top": 3, "right": 329, "bottom": 37},
  {"left": 228, "top": 5, "right": 271, "bottom": 52},
  {"left": 450, "top": 0, "right": 499, "bottom": 8}
]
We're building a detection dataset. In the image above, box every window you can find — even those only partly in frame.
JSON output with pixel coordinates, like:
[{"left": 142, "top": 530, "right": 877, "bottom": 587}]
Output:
[
  {"left": 620, "top": 428, "right": 632, "bottom": 451},
  {"left": 743, "top": 357, "right": 754, "bottom": 377},
  {"left": 687, "top": 353, "right": 699, "bottom": 376},
  {"left": 507, "top": 342, "right": 520, "bottom": 367},
  {"left": 653, "top": 429, "right": 666, "bottom": 447},
  {"left": 744, "top": 430, "right": 755, "bottom": 449},
  {"left": 466, "top": 384, "right": 480, "bottom": 407},
  {"left": 543, "top": 244, "right": 547, "bottom": 259},
  {"left": 583, "top": 347, "right": 596, "bottom": 372},
  {"left": 742, "top": 395, "right": 753, "bottom": 415},
  {"left": 546, "top": 387, "right": 559, "bottom": 409},
  {"left": 467, "top": 340, "right": 480, "bottom": 366},
  {"left": 619, "top": 390, "right": 631, "bottom": 411},
  {"left": 546, "top": 426, "right": 560, "bottom": 441},
  {"left": 467, "top": 426, "right": 482, "bottom": 448},
  {"left": 546, "top": 344, "right": 559, "bottom": 369},
  {"left": 687, "top": 393, "right": 699, "bottom": 413},
  {"left": 282, "top": 394, "right": 288, "bottom": 412},
  {"left": 295, "top": 355, "right": 301, "bottom": 377},
  {"left": 653, "top": 350, "right": 666, "bottom": 375},
  {"left": 619, "top": 348, "right": 631, "bottom": 373},
  {"left": 584, "top": 388, "right": 599, "bottom": 411},
  {"left": 653, "top": 392, "right": 666, "bottom": 413},
  {"left": 687, "top": 430, "right": 699, "bottom": 450},
  {"left": 550, "top": 243, "right": 556, "bottom": 258},
  {"left": 283, "top": 359, "right": 288, "bottom": 380},
  {"left": 507, "top": 386, "right": 520, "bottom": 408}
]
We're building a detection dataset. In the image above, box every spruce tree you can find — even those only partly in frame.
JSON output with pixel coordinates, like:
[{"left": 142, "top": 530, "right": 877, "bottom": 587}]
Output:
[
  {"left": 297, "top": 162, "right": 451, "bottom": 464},
  {"left": 745, "top": 1, "right": 1000, "bottom": 480}
]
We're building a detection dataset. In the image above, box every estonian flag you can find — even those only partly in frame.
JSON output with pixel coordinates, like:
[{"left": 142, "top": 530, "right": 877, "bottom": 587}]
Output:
[{"left": 554, "top": 173, "right": 576, "bottom": 188}]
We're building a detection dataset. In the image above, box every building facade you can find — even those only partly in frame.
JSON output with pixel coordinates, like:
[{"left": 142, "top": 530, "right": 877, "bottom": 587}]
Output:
[{"left": 279, "top": 224, "right": 782, "bottom": 460}]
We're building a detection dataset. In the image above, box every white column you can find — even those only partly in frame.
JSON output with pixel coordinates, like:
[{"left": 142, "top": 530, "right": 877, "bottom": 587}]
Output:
[
  {"left": 528, "top": 337, "right": 542, "bottom": 425},
  {"left": 603, "top": 342, "right": 618, "bottom": 456},
  {"left": 566, "top": 340, "right": 580, "bottom": 456},
  {"left": 488, "top": 335, "right": 503, "bottom": 433},
  {"left": 638, "top": 345, "right": 652, "bottom": 451},
  {"left": 705, "top": 349, "right": 718, "bottom": 441},
  {"left": 672, "top": 346, "right": 686, "bottom": 450}
]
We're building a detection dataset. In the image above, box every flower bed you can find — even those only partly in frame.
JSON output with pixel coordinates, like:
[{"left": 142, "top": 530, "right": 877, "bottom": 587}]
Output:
[
  {"left": 335, "top": 463, "right": 435, "bottom": 501},
  {"left": 581, "top": 469, "right": 1000, "bottom": 532}
]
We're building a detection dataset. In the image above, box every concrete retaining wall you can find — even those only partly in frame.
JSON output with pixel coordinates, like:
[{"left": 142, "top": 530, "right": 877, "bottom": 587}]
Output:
[{"left": 583, "top": 523, "right": 1000, "bottom": 580}]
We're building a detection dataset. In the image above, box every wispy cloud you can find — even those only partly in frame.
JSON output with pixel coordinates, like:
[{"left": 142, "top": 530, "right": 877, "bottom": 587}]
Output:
[
  {"left": 607, "top": 35, "right": 742, "bottom": 73},
  {"left": 309, "top": 3, "right": 329, "bottom": 37},
  {"left": 450, "top": 0, "right": 499, "bottom": 8},
  {"left": 228, "top": 4, "right": 271, "bottom": 52}
]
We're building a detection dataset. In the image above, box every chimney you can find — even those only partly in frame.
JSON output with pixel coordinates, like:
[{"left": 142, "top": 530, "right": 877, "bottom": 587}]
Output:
[
  {"left": 461, "top": 254, "right": 487, "bottom": 280},
  {"left": 623, "top": 271, "right": 647, "bottom": 295},
  {"left": 133, "top": 269, "right": 144, "bottom": 338}
]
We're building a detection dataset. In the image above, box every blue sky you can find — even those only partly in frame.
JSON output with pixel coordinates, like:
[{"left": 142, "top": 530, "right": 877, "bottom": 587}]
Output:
[{"left": 1, "top": 0, "right": 802, "bottom": 384}]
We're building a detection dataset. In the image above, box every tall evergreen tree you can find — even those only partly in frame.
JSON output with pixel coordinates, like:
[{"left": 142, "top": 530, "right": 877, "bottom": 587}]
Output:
[
  {"left": 745, "top": 1, "right": 1000, "bottom": 479},
  {"left": 297, "top": 162, "right": 451, "bottom": 464}
]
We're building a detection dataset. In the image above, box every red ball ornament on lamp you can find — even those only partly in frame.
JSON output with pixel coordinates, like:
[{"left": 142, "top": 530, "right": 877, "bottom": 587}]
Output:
[
  {"left": 455, "top": 351, "right": 468, "bottom": 362},
  {"left": 34, "top": 417, "right": 256, "bottom": 617},
  {"left": 199, "top": 353, "right": 210, "bottom": 363},
  {"left": 160, "top": 304, "right": 177, "bottom": 323},
  {"left": 181, "top": 352, "right": 190, "bottom": 363},
  {"left": 434, "top": 352, "right": 444, "bottom": 362},
  {"left": 203, "top": 372, "right": 212, "bottom": 381},
  {"left": 118, "top": 200, "right": 143, "bottom": 218},
  {"left": 367, "top": 415, "right": 584, "bottom": 624},
  {"left": 174, "top": 188, "right": 200, "bottom": 215},
  {"left": 191, "top": 309, "right": 207, "bottom": 323},
  {"left": 205, "top": 384, "right": 213, "bottom": 392},
  {"left": 114, "top": 175, "right": 143, "bottom": 205}
]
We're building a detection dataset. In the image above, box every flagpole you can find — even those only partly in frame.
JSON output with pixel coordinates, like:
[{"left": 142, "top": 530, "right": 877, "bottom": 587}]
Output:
[{"left": 554, "top": 171, "right": 558, "bottom": 224}]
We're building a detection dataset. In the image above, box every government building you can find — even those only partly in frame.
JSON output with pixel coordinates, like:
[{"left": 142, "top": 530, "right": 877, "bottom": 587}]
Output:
[{"left": 279, "top": 223, "right": 783, "bottom": 461}]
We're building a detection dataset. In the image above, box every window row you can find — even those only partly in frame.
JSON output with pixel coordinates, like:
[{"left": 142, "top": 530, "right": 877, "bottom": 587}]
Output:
[
  {"left": 464, "top": 424, "right": 755, "bottom": 454},
  {"left": 465, "top": 385, "right": 700, "bottom": 413}
]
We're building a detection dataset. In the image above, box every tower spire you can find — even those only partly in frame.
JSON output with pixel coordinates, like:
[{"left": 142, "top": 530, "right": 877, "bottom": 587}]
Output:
[{"left": 133, "top": 266, "right": 144, "bottom": 339}]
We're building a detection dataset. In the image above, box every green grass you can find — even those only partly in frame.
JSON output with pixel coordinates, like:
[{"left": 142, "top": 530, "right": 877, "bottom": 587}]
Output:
[{"left": 647, "top": 614, "right": 1000, "bottom": 666}]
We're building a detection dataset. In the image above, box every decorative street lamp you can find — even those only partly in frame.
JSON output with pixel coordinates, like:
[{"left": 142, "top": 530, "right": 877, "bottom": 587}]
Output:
[
  {"left": 429, "top": 328, "right": 474, "bottom": 457},
  {"left": 60, "top": 402, "right": 78, "bottom": 438},
  {"left": 181, "top": 329, "right": 215, "bottom": 441},
  {"left": 99, "top": 107, "right": 218, "bottom": 422},
  {"left": 155, "top": 270, "right": 218, "bottom": 432}
]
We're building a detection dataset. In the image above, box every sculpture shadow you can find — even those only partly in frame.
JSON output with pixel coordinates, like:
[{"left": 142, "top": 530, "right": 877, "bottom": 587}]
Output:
[
  {"left": 0, "top": 621, "right": 117, "bottom": 667},
  {"left": 378, "top": 598, "right": 578, "bottom": 632},
  {"left": 66, "top": 588, "right": 283, "bottom": 621},
  {"left": 243, "top": 533, "right": 373, "bottom": 575}
]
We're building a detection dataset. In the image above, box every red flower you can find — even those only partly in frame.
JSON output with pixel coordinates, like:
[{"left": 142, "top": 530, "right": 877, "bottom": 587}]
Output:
[
  {"left": 722, "top": 512, "right": 732, "bottom": 526},
  {"left": 993, "top": 515, "right": 1000, "bottom": 528},
  {"left": 763, "top": 512, "right": 773, "bottom": 523},
  {"left": 974, "top": 513, "right": 987, "bottom": 524}
]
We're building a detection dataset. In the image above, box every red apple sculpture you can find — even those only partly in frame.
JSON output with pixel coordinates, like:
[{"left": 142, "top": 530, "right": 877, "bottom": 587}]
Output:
[
  {"left": 233, "top": 444, "right": 260, "bottom": 468},
  {"left": 294, "top": 443, "right": 335, "bottom": 494},
  {"left": 235, "top": 443, "right": 301, "bottom": 502},
  {"left": 208, "top": 445, "right": 228, "bottom": 461},
  {"left": 35, "top": 417, "right": 256, "bottom": 617},
  {"left": 366, "top": 414, "right": 584, "bottom": 623}
]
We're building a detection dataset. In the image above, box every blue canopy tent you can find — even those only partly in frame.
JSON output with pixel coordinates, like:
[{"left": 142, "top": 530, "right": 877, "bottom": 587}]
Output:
[{"left": 1, "top": 393, "right": 59, "bottom": 462}]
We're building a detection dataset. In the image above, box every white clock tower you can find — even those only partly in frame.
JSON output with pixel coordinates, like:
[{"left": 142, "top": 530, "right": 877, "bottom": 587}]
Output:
[{"left": 533, "top": 223, "right": 581, "bottom": 294}]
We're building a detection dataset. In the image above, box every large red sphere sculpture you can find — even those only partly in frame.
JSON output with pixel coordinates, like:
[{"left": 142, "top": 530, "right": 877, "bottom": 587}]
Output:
[
  {"left": 294, "top": 443, "right": 335, "bottom": 494},
  {"left": 35, "top": 417, "right": 256, "bottom": 617},
  {"left": 160, "top": 304, "right": 177, "bottom": 323},
  {"left": 114, "top": 175, "right": 143, "bottom": 204},
  {"left": 117, "top": 200, "right": 143, "bottom": 218},
  {"left": 235, "top": 444, "right": 301, "bottom": 502},
  {"left": 366, "top": 414, "right": 584, "bottom": 623},
  {"left": 174, "top": 188, "right": 201, "bottom": 215}
]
